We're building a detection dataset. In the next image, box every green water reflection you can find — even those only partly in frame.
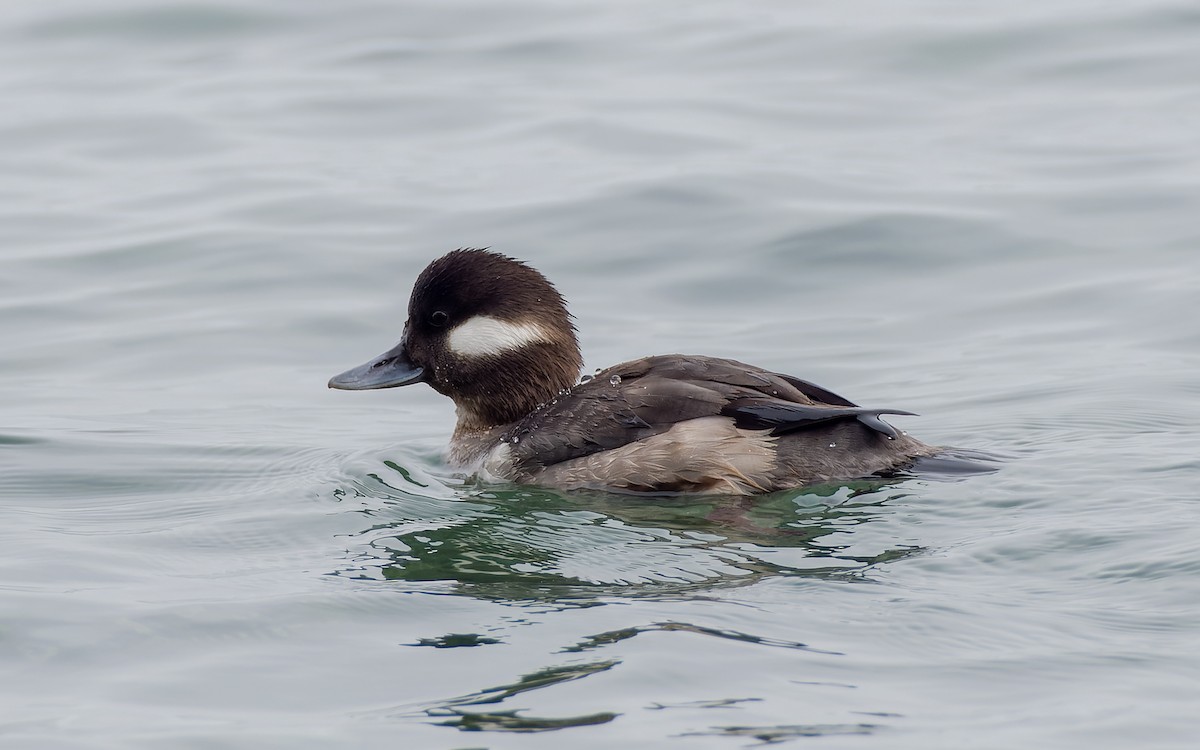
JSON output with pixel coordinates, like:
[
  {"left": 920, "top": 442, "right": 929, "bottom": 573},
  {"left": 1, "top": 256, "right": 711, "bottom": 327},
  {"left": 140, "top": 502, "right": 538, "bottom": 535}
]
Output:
[{"left": 333, "top": 458, "right": 922, "bottom": 599}]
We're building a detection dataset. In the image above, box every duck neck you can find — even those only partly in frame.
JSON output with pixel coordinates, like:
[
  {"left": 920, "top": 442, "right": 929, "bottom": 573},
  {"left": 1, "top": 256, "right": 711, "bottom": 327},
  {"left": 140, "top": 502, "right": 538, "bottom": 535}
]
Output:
[{"left": 449, "top": 343, "right": 582, "bottom": 433}]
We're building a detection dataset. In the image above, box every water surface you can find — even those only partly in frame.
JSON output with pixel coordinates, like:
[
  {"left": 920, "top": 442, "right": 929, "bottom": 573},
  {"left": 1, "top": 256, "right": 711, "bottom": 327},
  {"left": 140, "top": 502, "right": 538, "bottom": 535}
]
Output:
[{"left": 2, "top": 1, "right": 1199, "bottom": 748}]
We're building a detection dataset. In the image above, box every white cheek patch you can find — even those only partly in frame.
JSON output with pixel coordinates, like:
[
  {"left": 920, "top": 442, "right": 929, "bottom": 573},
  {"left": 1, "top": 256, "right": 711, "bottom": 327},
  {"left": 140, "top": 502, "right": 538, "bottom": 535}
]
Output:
[{"left": 447, "top": 316, "right": 552, "bottom": 358}]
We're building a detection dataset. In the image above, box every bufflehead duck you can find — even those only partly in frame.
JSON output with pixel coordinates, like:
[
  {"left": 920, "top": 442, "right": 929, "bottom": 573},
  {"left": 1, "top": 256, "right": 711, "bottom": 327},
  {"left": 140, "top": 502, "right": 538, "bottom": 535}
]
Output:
[{"left": 330, "top": 249, "right": 935, "bottom": 494}]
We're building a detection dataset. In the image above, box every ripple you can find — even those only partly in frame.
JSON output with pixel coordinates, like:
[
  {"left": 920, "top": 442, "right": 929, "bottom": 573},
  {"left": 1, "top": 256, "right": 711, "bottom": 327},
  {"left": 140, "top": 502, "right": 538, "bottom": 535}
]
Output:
[
  {"left": 562, "top": 621, "right": 836, "bottom": 655},
  {"left": 370, "top": 658, "right": 621, "bottom": 732},
  {"left": 0, "top": 433, "right": 43, "bottom": 445},
  {"left": 330, "top": 460, "right": 923, "bottom": 599},
  {"left": 21, "top": 5, "right": 292, "bottom": 41},
  {"left": 408, "top": 633, "right": 503, "bottom": 648},
  {"left": 684, "top": 722, "right": 880, "bottom": 741},
  {"left": 3, "top": 1, "right": 1200, "bottom": 747},
  {"left": 437, "top": 709, "right": 617, "bottom": 732}
]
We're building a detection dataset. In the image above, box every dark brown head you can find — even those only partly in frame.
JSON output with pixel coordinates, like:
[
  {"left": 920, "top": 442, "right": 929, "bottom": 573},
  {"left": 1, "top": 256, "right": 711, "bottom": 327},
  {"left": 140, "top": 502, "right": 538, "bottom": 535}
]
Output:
[{"left": 329, "top": 249, "right": 582, "bottom": 431}]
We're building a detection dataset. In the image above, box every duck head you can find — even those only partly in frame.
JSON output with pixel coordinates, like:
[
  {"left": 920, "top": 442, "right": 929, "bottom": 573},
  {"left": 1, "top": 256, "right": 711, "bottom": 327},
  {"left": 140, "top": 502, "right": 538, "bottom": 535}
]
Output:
[{"left": 329, "top": 249, "right": 583, "bottom": 431}]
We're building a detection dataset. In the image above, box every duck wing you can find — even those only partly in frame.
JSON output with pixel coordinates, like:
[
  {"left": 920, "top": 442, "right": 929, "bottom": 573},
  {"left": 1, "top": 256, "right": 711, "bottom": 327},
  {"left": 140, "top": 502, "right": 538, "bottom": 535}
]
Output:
[
  {"left": 721, "top": 399, "right": 917, "bottom": 439},
  {"left": 503, "top": 355, "right": 914, "bottom": 469}
]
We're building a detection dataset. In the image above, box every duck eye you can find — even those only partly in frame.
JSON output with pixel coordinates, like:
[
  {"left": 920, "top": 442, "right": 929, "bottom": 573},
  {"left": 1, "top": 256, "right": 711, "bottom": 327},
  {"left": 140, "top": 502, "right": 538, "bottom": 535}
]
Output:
[{"left": 429, "top": 310, "right": 449, "bottom": 327}]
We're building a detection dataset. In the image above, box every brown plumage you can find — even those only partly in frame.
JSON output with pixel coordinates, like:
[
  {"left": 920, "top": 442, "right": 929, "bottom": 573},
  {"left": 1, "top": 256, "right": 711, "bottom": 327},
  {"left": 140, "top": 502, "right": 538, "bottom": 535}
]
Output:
[
  {"left": 330, "top": 249, "right": 936, "bottom": 495},
  {"left": 478, "top": 355, "right": 934, "bottom": 493}
]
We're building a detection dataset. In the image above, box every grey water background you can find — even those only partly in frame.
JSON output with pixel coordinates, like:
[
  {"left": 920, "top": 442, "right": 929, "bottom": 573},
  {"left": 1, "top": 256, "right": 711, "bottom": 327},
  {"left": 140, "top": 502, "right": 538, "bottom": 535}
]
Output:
[{"left": 2, "top": 0, "right": 1199, "bottom": 747}]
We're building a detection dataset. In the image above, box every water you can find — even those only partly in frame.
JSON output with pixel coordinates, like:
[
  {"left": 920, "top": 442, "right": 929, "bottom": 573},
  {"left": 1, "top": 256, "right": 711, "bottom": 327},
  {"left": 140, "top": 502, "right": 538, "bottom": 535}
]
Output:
[{"left": 3, "top": 1, "right": 1199, "bottom": 747}]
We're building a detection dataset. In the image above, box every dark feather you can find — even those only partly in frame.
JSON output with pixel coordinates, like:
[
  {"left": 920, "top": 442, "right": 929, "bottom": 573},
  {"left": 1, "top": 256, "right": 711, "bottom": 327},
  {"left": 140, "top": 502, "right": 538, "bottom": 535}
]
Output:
[
  {"left": 777, "top": 375, "right": 857, "bottom": 407},
  {"left": 502, "top": 355, "right": 920, "bottom": 469},
  {"left": 721, "top": 399, "right": 917, "bottom": 438}
]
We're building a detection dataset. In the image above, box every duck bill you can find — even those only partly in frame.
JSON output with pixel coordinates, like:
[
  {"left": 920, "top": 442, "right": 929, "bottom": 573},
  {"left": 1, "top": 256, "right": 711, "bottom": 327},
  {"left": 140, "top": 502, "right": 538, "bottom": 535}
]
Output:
[{"left": 328, "top": 340, "right": 425, "bottom": 390}]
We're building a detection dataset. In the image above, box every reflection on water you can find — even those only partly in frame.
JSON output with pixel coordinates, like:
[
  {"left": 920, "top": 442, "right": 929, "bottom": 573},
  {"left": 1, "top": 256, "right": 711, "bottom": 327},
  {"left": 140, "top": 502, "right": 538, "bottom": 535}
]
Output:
[
  {"left": 6, "top": 0, "right": 1199, "bottom": 745},
  {"left": 427, "top": 660, "right": 621, "bottom": 733},
  {"left": 332, "top": 456, "right": 926, "bottom": 599},
  {"left": 366, "top": 653, "right": 622, "bottom": 732},
  {"left": 386, "top": 603, "right": 848, "bottom": 734},
  {"left": 683, "top": 722, "right": 879, "bottom": 742},
  {"left": 328, "top": 457, "right": 930, "bottom": 735},
  {"left": 562, "top": 621, "right": 832, "bottom": 655}
]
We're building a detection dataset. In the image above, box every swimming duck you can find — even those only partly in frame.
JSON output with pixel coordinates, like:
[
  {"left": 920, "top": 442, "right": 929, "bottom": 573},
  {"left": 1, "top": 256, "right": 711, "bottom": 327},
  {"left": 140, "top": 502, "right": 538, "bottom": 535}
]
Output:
[{"left": 329, "top": 249, "right": 935, "bottom": 494}]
